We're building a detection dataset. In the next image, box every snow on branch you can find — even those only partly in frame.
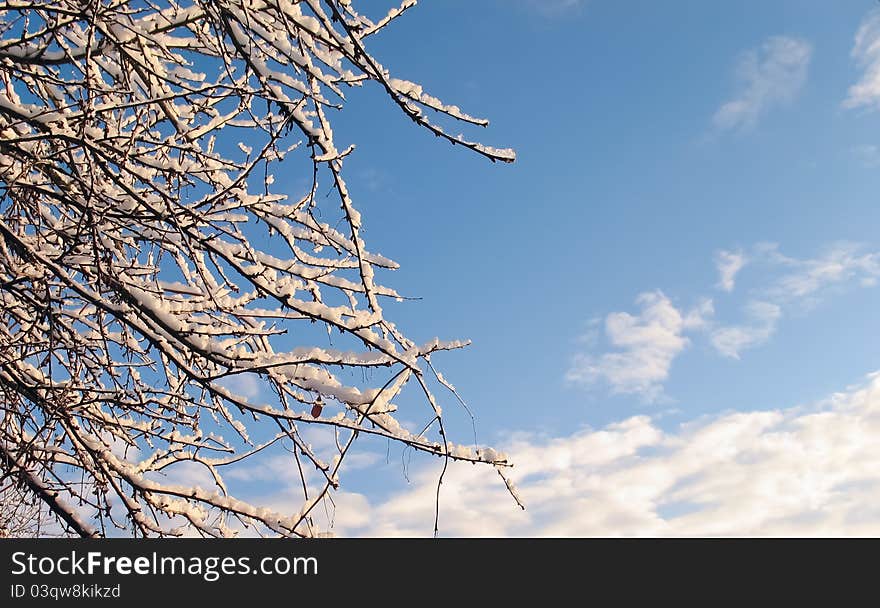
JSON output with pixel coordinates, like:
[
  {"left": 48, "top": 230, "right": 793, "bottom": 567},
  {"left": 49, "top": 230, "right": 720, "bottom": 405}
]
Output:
[{"left": 0, "top": 0, "right": 514, "bottom": 537}]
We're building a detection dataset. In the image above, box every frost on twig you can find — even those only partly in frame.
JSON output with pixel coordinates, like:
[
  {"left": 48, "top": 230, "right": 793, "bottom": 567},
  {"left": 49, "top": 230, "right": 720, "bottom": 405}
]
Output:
[{"left": 0, "top": 0, "right": 515, "bottom": 537}]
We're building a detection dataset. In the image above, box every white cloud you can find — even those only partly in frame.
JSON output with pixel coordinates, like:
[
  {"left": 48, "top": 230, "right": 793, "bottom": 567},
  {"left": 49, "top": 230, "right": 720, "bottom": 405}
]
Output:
[
  {"left": 715, "top": 249, "right": 747, "bottom": 292},
  {"left": 217, "top": 373, "right": 262, "bottom": 400},
  {"left": 324, "top": 371, "right": 880, "bottom": 536},
  {"left": 769, "top": 243, "right": 880, "bottom": 299},
  {"left": 710, "top": 300, "right": 781, "bottom": 359},
  {"left": 573, "top": 243, "right": 880, "bottom": 386},
  {"left": 566, "top": 292, "right": 712, "bottom": 401},
  {"left": 853, "top": 144, "right": 880, "bottom": 168},
  {"left": 844, "top": 9, "right": 880, "bottom": 110},
  {"left": 708, "top": 243, "right": 880, "bottom": 358},
  {"left": 713, "top": 36, "right": 812, "bottom": 131}
]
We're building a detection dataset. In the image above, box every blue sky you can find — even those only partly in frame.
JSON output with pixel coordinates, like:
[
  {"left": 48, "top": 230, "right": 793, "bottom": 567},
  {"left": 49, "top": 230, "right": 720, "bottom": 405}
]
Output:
[{"left": 217, "top": 0, "right": 880, "bottom": 535}]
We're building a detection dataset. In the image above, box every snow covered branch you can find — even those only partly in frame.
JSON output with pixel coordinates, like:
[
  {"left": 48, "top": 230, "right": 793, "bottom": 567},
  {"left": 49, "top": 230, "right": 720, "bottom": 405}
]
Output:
[{"left": 0, "top": 0, "right": 515, "bottom": 537}]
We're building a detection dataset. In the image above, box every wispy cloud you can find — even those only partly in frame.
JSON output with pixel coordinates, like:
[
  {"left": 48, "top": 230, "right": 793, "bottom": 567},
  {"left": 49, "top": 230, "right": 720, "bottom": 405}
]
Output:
[
  {"left": 566, "top": 292, "right": 712, "bottom": 401},
  {"left": 715, "top": 249, "right": 747, "bottom": 292},
  {"left": 713, "top": 36, "right": 812, "bottom": 131},
  {"left": 710, "top": 242, "right": 880, "bottom": 358},
  {"left": 843, "top": 9, "right": 880, "bottom": 110},
  {"left": 322, "top": 371, "right": 880, "bottom": 536},
  {"left": 710, "top": 300, "right": 780, "bottom": 359},
  {"left": 853, "top": 144, "right": 880, "bottom": 168},
  {"left": 768, "top": 243, "right": 880, "bottom": 299},
  {"left": 573, "top": 243, "right": 880, "bottom": 388}
]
